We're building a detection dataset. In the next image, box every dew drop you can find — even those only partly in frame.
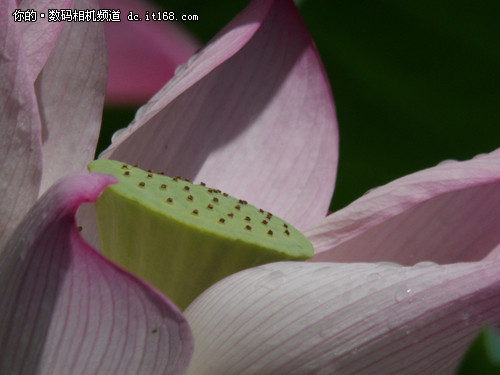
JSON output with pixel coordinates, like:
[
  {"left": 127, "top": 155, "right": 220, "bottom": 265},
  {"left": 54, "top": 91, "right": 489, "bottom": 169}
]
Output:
[{"left": 394, "top": 287, "right": 413, "bottom": 302}]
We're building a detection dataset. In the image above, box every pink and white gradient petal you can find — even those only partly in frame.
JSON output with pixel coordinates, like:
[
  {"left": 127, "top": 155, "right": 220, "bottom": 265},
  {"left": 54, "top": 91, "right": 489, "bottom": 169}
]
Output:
[
  {"left": 185, "top": 261, "right": 500, "bottom": 375},
  {"left": 35, "top": 0, "right": 108, "bottom": 194},
  {"left": 0, "top": 0, "right": 43, "bottom": 248},
  {"left": 308, "top": 148, "right": 500, "bottom": 265},
  {"left": 100, "top": 0, "right": 338, "bottom": 230},
  {"left": 0, "top": 173, "right": 193, "bottom": 374}
]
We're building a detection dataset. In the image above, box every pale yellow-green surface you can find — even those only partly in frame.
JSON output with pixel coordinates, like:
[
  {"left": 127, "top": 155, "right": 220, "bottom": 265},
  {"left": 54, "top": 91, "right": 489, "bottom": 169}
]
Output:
[{"left": 89, "top": 159, "right": 313, "bottom": 310}]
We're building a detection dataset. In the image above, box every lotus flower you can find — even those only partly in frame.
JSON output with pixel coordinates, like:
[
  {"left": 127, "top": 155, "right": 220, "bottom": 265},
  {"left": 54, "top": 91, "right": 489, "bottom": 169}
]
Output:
[{"left": 1, "top": 0, "right": 499, "bottom": 374}]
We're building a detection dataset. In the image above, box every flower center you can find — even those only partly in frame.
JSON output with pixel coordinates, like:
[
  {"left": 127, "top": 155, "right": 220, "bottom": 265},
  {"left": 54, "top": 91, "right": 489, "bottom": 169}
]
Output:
[{"left": 88, "top": 159, "right": 313, "bottom": 309}]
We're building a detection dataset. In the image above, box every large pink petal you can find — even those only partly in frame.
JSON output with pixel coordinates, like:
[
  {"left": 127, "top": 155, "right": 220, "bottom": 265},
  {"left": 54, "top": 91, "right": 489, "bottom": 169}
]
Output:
[
  {"left": 307, "top": 149, "right": 500, "bottom": 265},
  {"left": 0, "top": 173, "right": 193, "bottom": 374},
  {"left": 36, "top": 0, "right": 108, "bottom": 194},
  {"left": 100, "top": 0, "right": 200, "bottom": 105},
  {"left": 100, "top": 0, "right": 338, "bottom": 230},
  {"left": 0, "top": 0, "right": 42, "bottom": 248},
  {"left": 185, "top": 261, "right": 500, "bottom": 374}
]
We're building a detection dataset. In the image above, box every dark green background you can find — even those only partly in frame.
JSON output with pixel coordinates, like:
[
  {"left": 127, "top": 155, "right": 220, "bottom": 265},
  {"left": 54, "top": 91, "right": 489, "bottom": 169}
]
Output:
[{"left": 99, "top": 0, "right": 500, "bottom": 212}]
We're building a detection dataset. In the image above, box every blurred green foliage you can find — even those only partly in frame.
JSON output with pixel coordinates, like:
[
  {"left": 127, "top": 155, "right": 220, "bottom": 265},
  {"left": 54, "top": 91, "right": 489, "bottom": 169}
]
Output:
[
  {"left": 100, "top": 0, "right": 500, "bottom": 212},
  {"left": 458, "top": 327, "right": 500, "bottom": 375}
]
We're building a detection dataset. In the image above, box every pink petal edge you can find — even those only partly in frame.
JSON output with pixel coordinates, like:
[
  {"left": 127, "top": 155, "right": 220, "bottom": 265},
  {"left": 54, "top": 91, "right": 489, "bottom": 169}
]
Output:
[
  {"left": 307, "top": 148, "right": 500, "bottom": 265},
  {"left": 100, "top": 0, "right": 338, "bottom": 230},
  {"left": 185, "top": 261, "right": 500, "bottom": 375},
  {"left": 0, "top": 173, "right": 193, "bottom": 374}
]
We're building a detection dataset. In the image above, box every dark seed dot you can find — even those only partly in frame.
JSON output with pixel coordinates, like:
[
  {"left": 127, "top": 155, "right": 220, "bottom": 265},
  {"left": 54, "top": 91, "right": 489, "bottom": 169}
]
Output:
[
  {"left": 124, "top": 171, "right": 130, "bottom": 176},
  {"left": 223, "top": 193, "right": 228, "bottom": 197},
  {"left": 235, "top": 205, "right": 241, "bottom": 210},
  {"left": 219, "top": 218, "right": 225, "bottom": 224},
  {"left": 158, "top": 172, "right": 164, "bottom": 175},
  {"left": 266, "top": 213, "right": 272, "bottom": 220},
  {"left": 166, "top": 198, "right": 173, "bottom": 203},
  {"left": 139, "top": 182, "right": 145, "bottom": 187},
  {"left": 184, "top": 186, "right": 190, "bottom": 191},
  {"left": 184, "top": 178, "right": 191, "bottom": 182},
  {"left": 245, "top": 225, "right": 252, "bottom": 231},
  {"left": 283, "top": 224, "right": 288, "bottom": 228},
  {"left": 213, "top": 197, "right": 219, "bottom": 203},
  {"left": 192, "top": 209, "right": 199, "bottom": 215},
  {"left": 133, "top": 164, "right": 138, "bottom": 167},
  {"left": 77, "top": 226, "right": 83, "bottom": 232},
  {"left": 151, "top": 329, "right": 158, "bottom": 334},
  {"left": 259, "top": 209, "right": 264, "bottom": 213},
  {"left": 147, "top": 169, "right": 153, "bottom": 173},
  {"left": 239, "top": 199, "right": 247, "bottom": 205},
  {"left": 207, "top": 204, "right": 214, "bottom": 209},
  {"left": 208, "top": 188, "right": 213, "bottom": 193},
  {"left": 227, "top": 213, "right": 234, "bottom": 218},
  {"left": 121, "top": 164, "right": 128, "bottom": 169},
  {"left": 160, "top": 184, "right": 167, "bottom": 189},
  {"left": 262, "top": 220, "right": 268, "bottom": 225},
  {"left": 245, "top": 216, "right": 251, "bottom": 221},
  {"left": 147, "top": 173, "right": 153, "bottom": 178},
  {"left": 284, "top": 230, "right": 290, "bottom": 236},
  {"left": 187, "top": 195, "right": 193, "bottom": 201},
  {"left": 267, "top": 230, "right": 273, "bottom": 236},
  {"left": 200, "top": 182, "right": 206, "bottom": 186}
]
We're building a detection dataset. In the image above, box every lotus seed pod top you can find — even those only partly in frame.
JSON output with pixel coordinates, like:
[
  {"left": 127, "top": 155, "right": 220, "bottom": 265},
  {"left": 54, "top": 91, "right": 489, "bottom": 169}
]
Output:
[{"left": 89, "top": 159, "right": 313, "bottom": 309}]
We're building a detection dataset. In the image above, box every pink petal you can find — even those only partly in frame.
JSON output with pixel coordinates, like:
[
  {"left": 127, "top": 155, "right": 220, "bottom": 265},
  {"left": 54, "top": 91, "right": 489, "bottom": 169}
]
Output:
[
  {"left": 307, "top": 149, "right": 500, "bottom": 264},
  {"left": 0, "top": 173, "right": 193, "bottom": 374},
  {"left": 0, "top": 0, "right": 42, "bottom": 247},
  {"left": 16, "top": 0, "right": 72, "bottom": 79},
  {"left": 100, "top": 0, "right": 200, "bottom": 105},
  {"left": 185, "top": 261, "right": 500, "bottom": 374},
  {"left": 100, "top": 0, "right": 338, "bottom": 230},
  {"left": 36, "top": 0, "right": 107, "bottom": 194}
]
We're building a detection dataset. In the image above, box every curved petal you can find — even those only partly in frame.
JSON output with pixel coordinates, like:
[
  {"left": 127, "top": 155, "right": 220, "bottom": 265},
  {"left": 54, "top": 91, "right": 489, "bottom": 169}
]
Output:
[
  {"left": 185, "top": 261, "right": 500, "bottom": 374},
  {"left": 37, "top": 0, "right": 107, "bottom": 194},
  {"left": 17, "top": 0, "right": 72, "bottom": 79},
  {"left": 0, "top": 0, "right": 42, "bottom": 248},
  {"left": 101, "top": 0, "right": 200, "bottom": 105},
  {"left": 0, "top": 173, "right": 193, "bottom": 374},
  {"left": 307, "top": 149, "right": 500, "bottom": 265},
  {"left": 100, "top": 0, "right": 338, "bottom": 230}
]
